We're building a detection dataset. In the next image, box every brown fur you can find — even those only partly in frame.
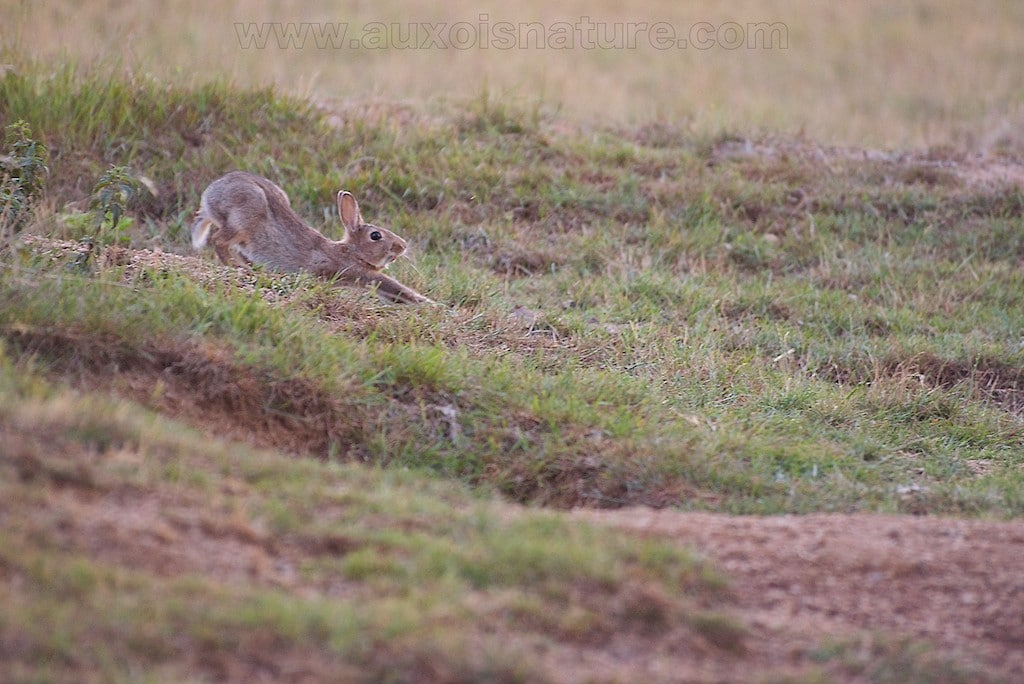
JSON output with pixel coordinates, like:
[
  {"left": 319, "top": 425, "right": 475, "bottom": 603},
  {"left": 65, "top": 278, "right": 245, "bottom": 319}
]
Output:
[{"left": 191, "top": 172, "right": 432, "bottom": 304}]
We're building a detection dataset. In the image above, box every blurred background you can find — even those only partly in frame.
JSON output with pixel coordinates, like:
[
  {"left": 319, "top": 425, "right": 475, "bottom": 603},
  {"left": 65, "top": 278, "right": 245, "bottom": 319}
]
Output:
[{"left": 7, "top": 0, "right": 1024, "bottom": 149}]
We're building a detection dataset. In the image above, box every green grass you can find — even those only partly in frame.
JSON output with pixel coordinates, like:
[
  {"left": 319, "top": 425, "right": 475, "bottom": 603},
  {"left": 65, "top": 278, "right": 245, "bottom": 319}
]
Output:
[{"left": 2, "top": 59, "right": 1023, "bottom": 516}]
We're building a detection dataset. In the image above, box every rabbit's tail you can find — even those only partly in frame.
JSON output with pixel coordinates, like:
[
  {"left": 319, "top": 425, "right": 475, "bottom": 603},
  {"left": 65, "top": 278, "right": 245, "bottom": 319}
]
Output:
[
  {"left": 191, "top": 215, "right": 212, "bottom": 249},
  {"left": 190, "top": 201, "right": 216, "bottom": 250}
]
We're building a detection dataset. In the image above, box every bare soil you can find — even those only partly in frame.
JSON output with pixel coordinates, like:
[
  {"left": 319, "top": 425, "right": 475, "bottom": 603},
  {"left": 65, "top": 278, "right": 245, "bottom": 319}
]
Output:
[{"left": 577, "top": 508, "right": 1024, "bottom": 679}]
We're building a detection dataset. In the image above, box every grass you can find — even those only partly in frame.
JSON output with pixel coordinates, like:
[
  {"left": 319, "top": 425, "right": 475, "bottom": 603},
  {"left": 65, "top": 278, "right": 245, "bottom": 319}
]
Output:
[
  {"left": 1, "top": 43, "right": 1023, "bottom": 678},
  {"left": 7, "top": 0, "right": 1024, "bottom": 147},
  {"left": 3, "top": 333, "right": 1002, "bottom": 682},
  {"left": 806, "top": 635, "right": 992, "bottom": 684},
  {"left": 0, "top": 348, "right": 743, "bottom": 683},
  {"left": 2, "top": 57, "right": 1023, "bottom": 517}
]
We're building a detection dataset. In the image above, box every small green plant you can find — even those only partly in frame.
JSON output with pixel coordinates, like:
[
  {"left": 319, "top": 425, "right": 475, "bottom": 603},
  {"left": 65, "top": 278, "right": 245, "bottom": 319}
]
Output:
[
  {"left": 89, "top": 165, "right": 140, "bottom": 244},
  {"left": 1, "top": 120, "right": 49, "bottom": 235}
]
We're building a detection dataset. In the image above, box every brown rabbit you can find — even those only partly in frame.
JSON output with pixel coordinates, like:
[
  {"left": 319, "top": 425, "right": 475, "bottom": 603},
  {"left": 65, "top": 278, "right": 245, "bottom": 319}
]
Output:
[{"left": 191, "top": 171, "right": 432, "bottom": 304}]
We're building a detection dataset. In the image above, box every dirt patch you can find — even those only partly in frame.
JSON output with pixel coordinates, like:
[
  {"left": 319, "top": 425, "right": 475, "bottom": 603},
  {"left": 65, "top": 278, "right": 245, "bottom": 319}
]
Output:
[
  {"left": 904, "top": 354, "right": 1024, "bottom": 416},
  {"left": 703, "top": 137, "right": 1024, "bottom": 238},
  {"left": 706, "top": 136, "right": 1024, "bottom": 193},
  {"left": 819, "top": 351, "right": 1024, "bottom": 419},
  {"left": 577, "top": 508, "right": 1024, "bottom": 679}
]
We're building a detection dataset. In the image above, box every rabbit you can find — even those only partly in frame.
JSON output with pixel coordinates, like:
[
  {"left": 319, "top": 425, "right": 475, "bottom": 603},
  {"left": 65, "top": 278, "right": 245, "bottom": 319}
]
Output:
[{"left": 191, "top": 171, "right": 433, "bottom": 304}]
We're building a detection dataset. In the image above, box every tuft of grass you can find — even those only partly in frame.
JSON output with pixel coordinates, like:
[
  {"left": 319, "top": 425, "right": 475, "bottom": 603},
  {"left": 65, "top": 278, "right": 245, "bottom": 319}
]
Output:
[{"left": 808, "top": 634, "right": 994, "bottom": 684}]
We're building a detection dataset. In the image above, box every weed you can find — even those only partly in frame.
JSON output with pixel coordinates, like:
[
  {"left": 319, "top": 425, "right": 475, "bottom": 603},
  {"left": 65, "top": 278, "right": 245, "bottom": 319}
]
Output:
[
  {"left": 89, "top": 165, "right": 140, "bottom": 244},
  {"left": 1, "top": 120, "right": 48, "bottom": 236}
]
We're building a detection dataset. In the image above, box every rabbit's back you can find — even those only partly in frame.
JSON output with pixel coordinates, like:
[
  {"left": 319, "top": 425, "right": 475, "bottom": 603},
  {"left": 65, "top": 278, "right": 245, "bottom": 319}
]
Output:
[{"left": 196, "top": 172, "right": 331, "bottom": 270}]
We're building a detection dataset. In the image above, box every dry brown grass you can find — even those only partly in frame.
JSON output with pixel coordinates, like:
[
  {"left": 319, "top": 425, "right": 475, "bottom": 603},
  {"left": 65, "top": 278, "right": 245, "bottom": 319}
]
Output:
[{"left": 9, "top": 0, "right": 1024, "bottom": 148}]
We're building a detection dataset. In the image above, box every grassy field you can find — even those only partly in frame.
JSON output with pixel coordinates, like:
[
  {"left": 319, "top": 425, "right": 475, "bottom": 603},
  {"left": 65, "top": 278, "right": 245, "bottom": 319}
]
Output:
[
  {"left": 2, "top": 6, "right": 1023, "bottom": 680},
  {"left": 7, "top": 0, "right": 1024, "bottom": 147}
]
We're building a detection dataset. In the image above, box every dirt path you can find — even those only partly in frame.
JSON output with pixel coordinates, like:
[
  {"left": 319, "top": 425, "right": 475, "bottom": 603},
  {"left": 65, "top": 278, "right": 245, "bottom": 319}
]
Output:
[{"left": 576, "top": 509, "right": 1024, "bottom": 677}]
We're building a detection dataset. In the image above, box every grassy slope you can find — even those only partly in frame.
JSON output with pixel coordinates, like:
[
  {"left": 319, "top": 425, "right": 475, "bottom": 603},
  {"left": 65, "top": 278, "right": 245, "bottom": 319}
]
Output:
[
  {"left": 1, "top": 61, "right": 1022, "bottom": 680},
  {"left": 4, "top": 347, "right": 991, "bottom": 683},
  {"left": 0, "top": 354, "right": 743, "bottom": 683},
  {"left": 3, "top": 60, "right": 1022, "bottom": 516}
]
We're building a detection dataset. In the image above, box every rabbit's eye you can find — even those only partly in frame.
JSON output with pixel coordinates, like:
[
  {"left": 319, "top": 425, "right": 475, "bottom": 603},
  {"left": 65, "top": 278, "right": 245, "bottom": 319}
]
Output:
[{"left": 369, "top": 230, "right": 382, "bottom": 241}]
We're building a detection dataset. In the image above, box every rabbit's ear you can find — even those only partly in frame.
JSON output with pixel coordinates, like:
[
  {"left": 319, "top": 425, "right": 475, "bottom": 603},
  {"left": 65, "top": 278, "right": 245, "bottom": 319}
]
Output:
[{"left": 337, "top": 191, "right": 363, "bottom": 232}]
